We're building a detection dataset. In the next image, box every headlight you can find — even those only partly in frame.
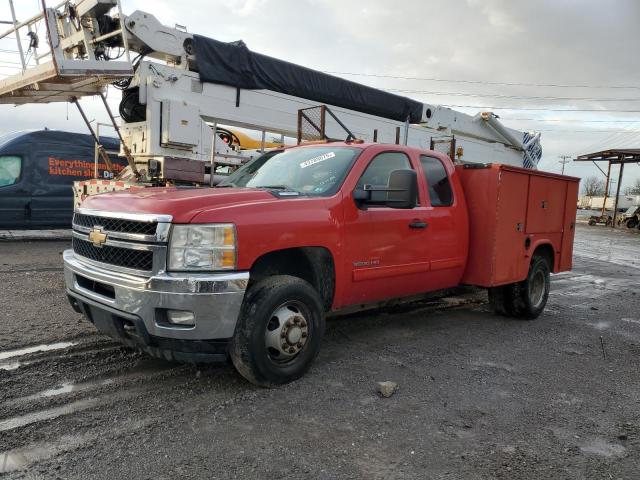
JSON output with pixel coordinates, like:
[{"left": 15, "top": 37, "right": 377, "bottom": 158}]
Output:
[{"left": 168, "top": 224, "right": 236, "bottom": 271}]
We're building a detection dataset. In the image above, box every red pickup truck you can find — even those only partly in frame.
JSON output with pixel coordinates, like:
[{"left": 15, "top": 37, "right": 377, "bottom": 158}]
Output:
[{"left": 64, "top": 142, "right": 579, "bottom": 386}]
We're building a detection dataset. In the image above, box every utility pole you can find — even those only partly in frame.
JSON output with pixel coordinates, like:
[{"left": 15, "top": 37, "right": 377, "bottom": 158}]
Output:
[{"left": 558, "top": 155, "right": 571, "bottom": 175}]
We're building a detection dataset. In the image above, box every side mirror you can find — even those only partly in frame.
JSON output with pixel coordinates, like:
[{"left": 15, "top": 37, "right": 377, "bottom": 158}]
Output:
[
  {"left": 386, "top": 169, "right": 418, "bottom": 209},
  {"left": 352, "top": 187, "right": 370, "bottom": 202},
  {"left": 352, "top": 169, "right": 417, "bottom": 209}
]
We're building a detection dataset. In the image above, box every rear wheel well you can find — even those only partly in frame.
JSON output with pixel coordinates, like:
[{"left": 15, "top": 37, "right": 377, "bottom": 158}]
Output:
[
  {"left": 533, "top": 243, "right": 554, "bottom": 270},
  {"left": 249, "top": 247, "right": 335, "bottom": 311}
]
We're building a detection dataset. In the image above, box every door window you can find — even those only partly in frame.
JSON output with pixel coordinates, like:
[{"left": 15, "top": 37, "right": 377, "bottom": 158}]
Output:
[
  {"left": 420, "top": 156, "right": 453, "bottom": 206},
  {"left": 357, "top": 152, "right": 412, "bottom": 203},
  {"left": 0, "top": 155, "right": 22, "bottom": 187}
]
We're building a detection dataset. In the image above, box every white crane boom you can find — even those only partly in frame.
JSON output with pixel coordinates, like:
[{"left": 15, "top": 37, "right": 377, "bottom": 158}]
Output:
[{"left": 0, "top": 0, "right": 542, "bottom": 184}]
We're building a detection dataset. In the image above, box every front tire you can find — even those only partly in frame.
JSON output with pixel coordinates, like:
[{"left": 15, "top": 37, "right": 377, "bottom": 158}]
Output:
[
  {"left": 488, "top": 254, "right": 551, "bottom": 320},
  {"left": 230, "top": 275, "right": 325, "bottom": 387}
]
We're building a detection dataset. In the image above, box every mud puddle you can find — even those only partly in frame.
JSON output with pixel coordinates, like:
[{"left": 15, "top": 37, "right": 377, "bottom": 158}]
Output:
[
  {"left": 0, "top": 361, "right": 23, "bottom": 371},
  {"left": 0, "top": 342, "right": 77, "bottom": 361},
  {"left": 0, "top": 419, "right": 153, "bottom": 473},
  {"left": 0, "top": 362, "right": 181, "bottom": 433},
  {"left": 0, "top": 397, "right": 103, "bottom": 432},
  {"left": 5, "top": 357, "right": 181, "bottom": 407}
]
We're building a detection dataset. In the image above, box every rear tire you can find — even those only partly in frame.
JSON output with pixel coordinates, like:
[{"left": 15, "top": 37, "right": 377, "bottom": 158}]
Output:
[
  {"left": 488, "top": 254, "right": 551, "bottom": 320},
  {"left": 229, "top": 275, "right": 325, "bottom": 387}
]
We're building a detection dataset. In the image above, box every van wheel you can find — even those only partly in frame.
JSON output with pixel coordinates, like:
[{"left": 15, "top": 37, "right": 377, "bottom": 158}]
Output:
[
  {"left": 488, "top": 254, "right": 551, "bottom": 320},
  {"left": 229, "top": 275, "right": 325, "bottom": 387}
]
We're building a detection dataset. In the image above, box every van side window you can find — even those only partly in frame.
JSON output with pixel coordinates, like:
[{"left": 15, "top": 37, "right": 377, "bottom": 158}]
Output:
[
  {"left": 0, "top": 156, "right": 21, "bottom": 187},
  {"left": 420, "top": 156, "right": 453, "bottom": 206},
  {"left": 357, "top": 152, "right": 411, "bottom": 203}
]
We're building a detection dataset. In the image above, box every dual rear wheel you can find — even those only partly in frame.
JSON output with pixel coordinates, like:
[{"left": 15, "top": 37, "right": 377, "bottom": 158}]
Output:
[{"left": 488, "top": 254, "right": 551, "bottom": 320}]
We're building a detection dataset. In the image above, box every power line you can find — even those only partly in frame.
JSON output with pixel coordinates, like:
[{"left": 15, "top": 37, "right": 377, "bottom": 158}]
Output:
[
  {"left": 441, "top": 104, "right": 640, "bottom": 113},
  {"left": 326, "top": 71, "right": 640, "bottom": 117},
  {"left": 573, "top": 120, "right": 640, "bottom": 155},
  {"left": 385, "top": 88, "right": 640, "bottom": 103},
  {"left": 537, "top": 129, "right": 640, "bottom": 134},
  {"left": 504, "top": 118, "right": 640, "bottom": 123},
  {"left": 324, "top": 71, "right": 640, "bottom": 91}
]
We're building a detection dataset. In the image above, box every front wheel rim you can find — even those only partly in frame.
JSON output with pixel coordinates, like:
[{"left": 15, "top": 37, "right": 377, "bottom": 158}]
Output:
[{"left": 264, "top": 301, "right": 310, "bottom": 364}]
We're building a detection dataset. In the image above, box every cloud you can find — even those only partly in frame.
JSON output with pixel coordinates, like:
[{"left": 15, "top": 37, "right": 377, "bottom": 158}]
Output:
[
  {"left": 228, "top": 0, "right": 268, "bottom": 17},
  {"left": 0, "top": 0, "right": 637, "bottom": 186}
]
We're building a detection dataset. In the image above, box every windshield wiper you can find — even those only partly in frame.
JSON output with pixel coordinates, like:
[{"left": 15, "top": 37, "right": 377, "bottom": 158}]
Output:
[
  {"left": 216, "top": 183, "right": 236, "bottom": 188},
  {"left": 258, "top": 185, "right": 306, "bottom": 196}
]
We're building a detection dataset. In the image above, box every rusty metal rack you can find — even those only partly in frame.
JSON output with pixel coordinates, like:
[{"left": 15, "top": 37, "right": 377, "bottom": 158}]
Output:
[{"left": 297, "top": 105, "right": 356, "bottom": 144}]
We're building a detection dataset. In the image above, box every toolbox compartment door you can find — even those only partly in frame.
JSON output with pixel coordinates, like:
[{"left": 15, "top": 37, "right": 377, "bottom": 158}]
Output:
[
  {"left": 559, "top": 180, "right": 579, "bottom": 271},
  {"left": 493, "top": 170, "right": 529, "bottom": 285},
  {"left": 525, "top": 176, "right": 566, "bottom": 234}
]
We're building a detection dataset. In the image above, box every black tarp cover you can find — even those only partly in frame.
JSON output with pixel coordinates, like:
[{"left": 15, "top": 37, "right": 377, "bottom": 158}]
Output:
[{"left": 192, "top": 35, "right": 424, "bottom": 123}]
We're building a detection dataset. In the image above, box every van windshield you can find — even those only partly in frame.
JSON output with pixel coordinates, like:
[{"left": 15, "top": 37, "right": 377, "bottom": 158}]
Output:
[{"left": 218, "top": 147, "right": 360, "bottom": 196}]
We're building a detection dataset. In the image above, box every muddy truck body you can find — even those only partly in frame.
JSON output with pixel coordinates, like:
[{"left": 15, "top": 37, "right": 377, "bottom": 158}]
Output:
[{"left": 63, "top": 143, "right": 579, "bottom": 386}]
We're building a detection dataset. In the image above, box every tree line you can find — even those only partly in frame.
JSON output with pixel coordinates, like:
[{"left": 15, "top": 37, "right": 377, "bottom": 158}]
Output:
[{"left": 582, "top": 176, "right": 640, "bottom": 196}]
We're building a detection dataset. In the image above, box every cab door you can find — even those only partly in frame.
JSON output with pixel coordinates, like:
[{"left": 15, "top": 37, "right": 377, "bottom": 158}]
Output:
[
  {"left": 342, "top": 148, "right": 432, "bottom": 305},
  {"left": 416, "top": 155, "right": 467, "bottom": 288}
]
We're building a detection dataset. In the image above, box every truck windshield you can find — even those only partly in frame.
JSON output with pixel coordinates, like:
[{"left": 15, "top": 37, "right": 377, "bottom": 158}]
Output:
[{"left": 218, "top": 146, "right": 360, "bottom": 196}]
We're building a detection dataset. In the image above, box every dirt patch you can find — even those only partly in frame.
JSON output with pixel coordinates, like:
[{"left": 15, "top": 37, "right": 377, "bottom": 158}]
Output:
[{"left": 1, "top": 226, "right": 639, "bottom": 479}]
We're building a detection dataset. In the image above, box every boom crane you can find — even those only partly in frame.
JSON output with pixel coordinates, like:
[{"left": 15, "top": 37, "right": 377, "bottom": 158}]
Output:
[{"left": 0, "top": 0, "right": 542, "bottom": 190}]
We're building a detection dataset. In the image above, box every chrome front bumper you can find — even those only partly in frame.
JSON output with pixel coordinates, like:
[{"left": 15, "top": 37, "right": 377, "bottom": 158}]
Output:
[{"left": 63, "top": 250, "right": 249, "bottom": 341}]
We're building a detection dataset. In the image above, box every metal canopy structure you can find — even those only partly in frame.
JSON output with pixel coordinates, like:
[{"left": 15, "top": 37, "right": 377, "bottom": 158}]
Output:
[{"left": 574, "top": 148, "right": 640, "bottom": 225}]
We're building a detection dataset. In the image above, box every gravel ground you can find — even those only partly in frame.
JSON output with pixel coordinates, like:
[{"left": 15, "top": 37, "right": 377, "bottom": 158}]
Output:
[{"left": 1, "top": 224, "right": 639, "bottom": 479}]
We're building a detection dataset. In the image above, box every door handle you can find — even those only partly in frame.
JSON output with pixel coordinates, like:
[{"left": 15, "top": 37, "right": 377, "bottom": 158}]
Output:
[{"left": 409, "top": 220, "right": 428, "bottom": 229}]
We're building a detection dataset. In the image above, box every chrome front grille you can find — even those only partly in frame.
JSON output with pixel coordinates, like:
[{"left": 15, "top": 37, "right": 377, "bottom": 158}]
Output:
[
  {"left": 71, "top": 209, "right": 172, "bottom": 276},
  {"left": 72, "top": 236, "right": 154, "bottom": 271},
  {"left": 73, "top": 213, "right": 158, "bottom": 236}
]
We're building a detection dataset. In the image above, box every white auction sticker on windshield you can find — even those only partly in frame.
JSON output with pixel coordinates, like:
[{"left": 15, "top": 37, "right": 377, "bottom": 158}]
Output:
[{"left": 299, "top": 151, "right": 335, "bottom": 168}]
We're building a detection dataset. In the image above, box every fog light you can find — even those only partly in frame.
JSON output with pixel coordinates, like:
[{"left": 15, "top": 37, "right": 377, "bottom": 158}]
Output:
[{"left": 166, "top": 310, "right": 195, "bottom": 326}]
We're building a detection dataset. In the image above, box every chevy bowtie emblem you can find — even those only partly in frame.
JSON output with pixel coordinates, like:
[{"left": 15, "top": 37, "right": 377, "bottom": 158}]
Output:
[{"left": 88, "top": 228, "right": 108, "bottom": 247}]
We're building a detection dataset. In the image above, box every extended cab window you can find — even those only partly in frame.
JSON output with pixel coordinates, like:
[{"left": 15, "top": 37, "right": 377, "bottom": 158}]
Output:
[
  {"left": 357, "top": 152, "right": 411, "bottom": 202},
  {"left": 420, "top": 156, "right": 453, "bottom": 206},
  {"left": 0, "top": 155, "right": 21, "bottom": 187},
  {"left": 218, "top": 147, "right": 359, "bottom": 196}
]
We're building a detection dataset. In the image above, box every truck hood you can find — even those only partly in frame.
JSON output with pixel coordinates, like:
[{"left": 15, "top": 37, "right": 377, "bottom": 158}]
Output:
[{"left": 80, "top": 187, "right": 276, "bottom": 223}]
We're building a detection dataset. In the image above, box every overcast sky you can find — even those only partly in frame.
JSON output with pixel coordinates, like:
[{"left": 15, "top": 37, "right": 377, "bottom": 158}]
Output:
[{"left": 1, "top": 0, "right": 638, "bottom": 190}]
